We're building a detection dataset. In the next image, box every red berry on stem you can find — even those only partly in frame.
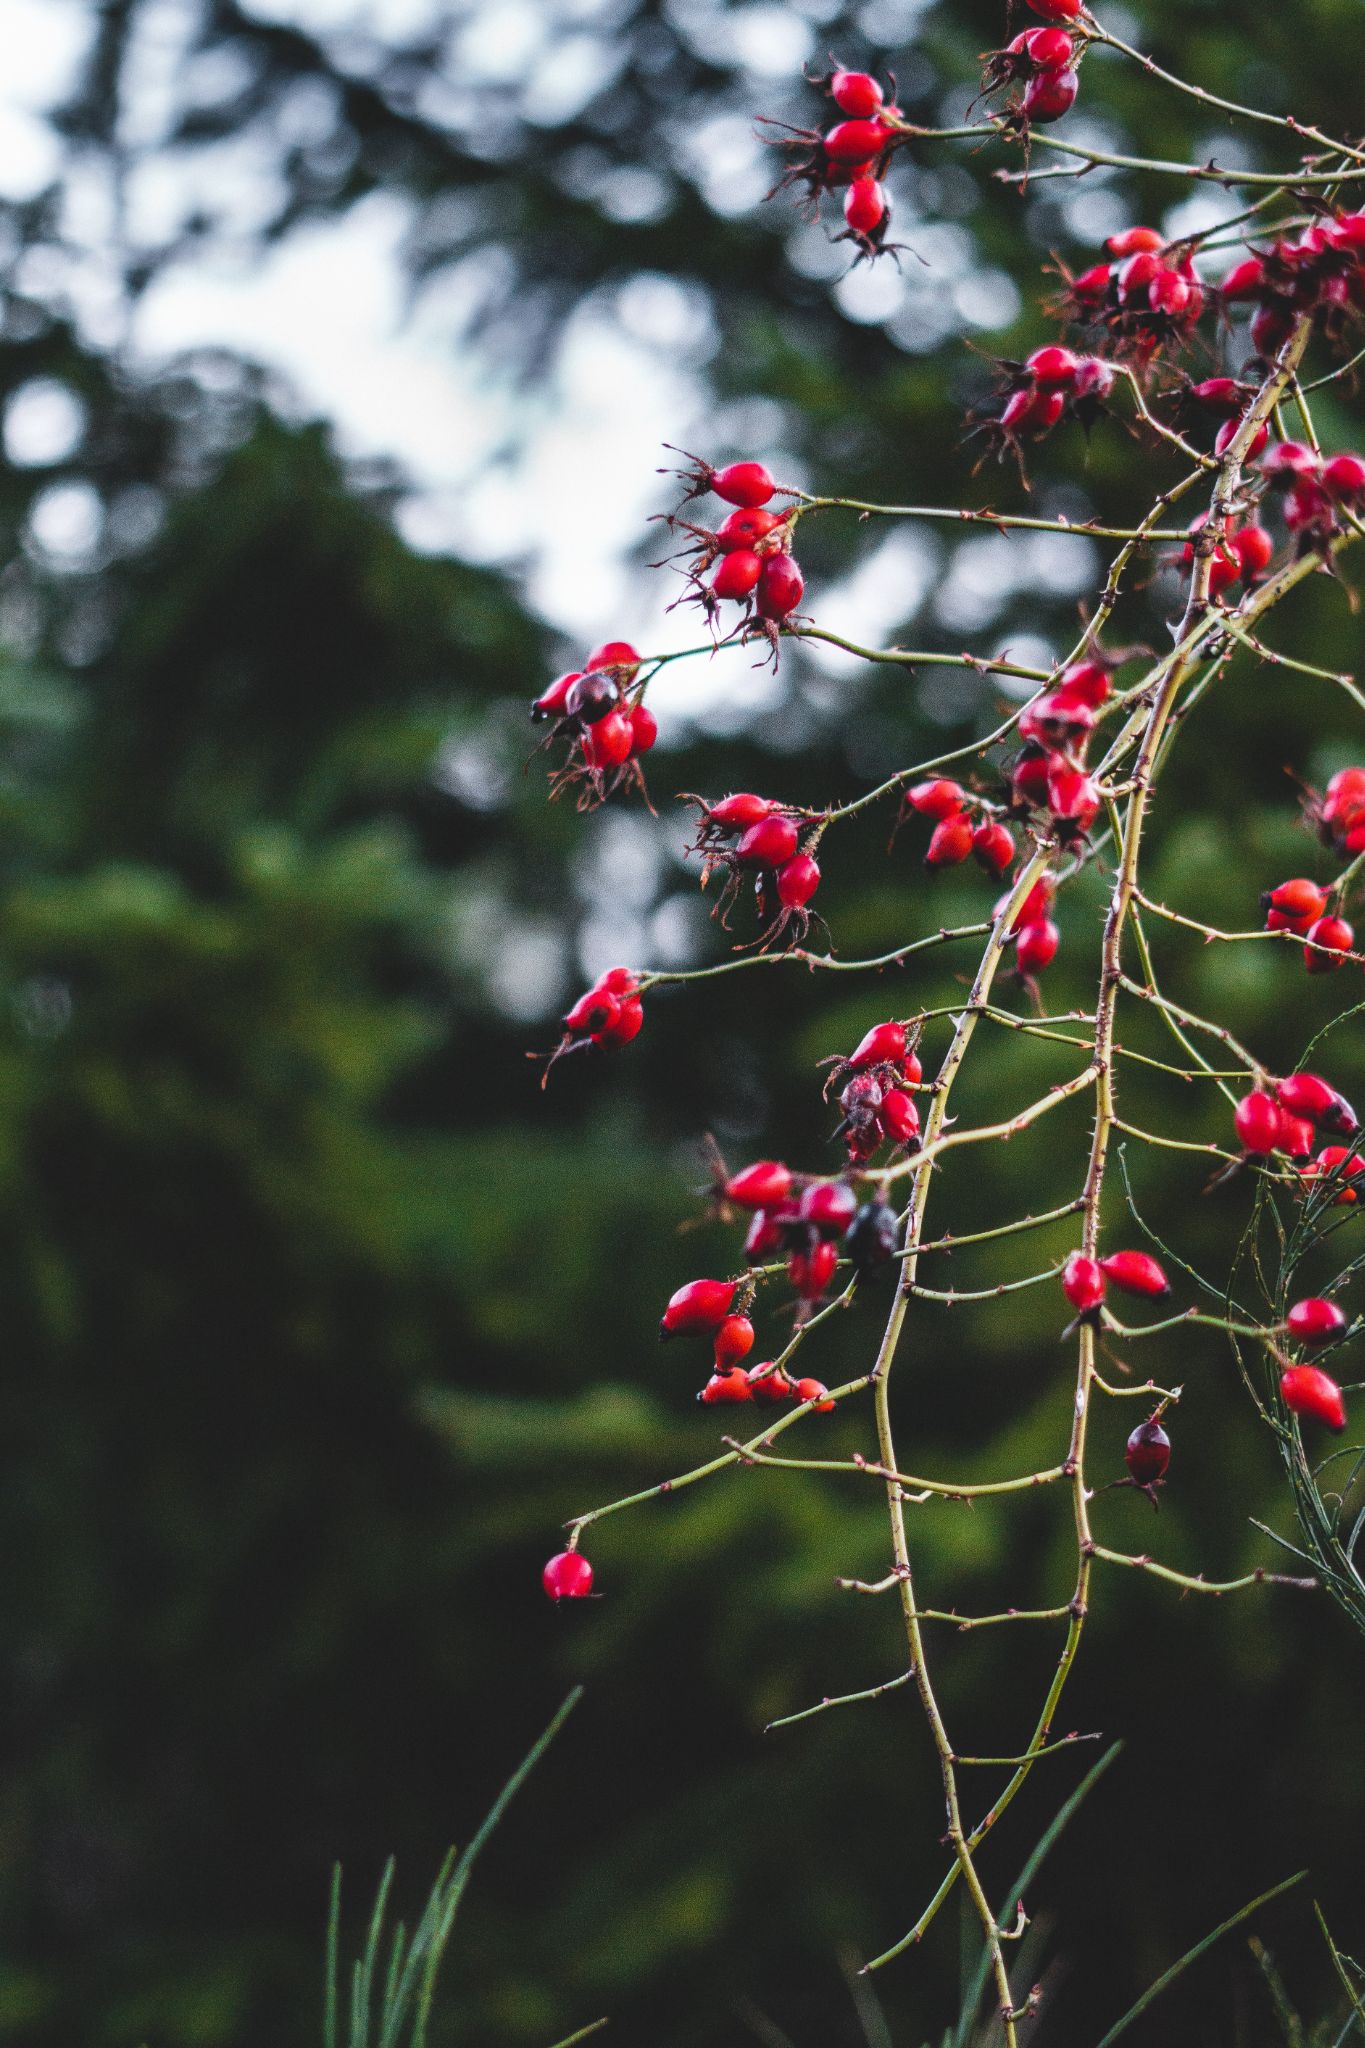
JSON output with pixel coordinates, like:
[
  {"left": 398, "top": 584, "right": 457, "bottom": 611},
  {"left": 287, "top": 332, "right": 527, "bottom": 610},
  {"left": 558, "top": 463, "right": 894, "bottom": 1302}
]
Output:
[
  {"left": 1025, "top": 0, "right": 1081, "bottom": 19},
  {"left": 925, "top": 811, "right": 974, "bottom": 867},
  {"left": 564, "top": 987, "right": 619, "bottom": 1036},
  {"left": 700, "top": 1369, "right": 753, "bottom": 1405},
  {"left": 543, "top": 1551, "right": 593, "bottom": 1600},
  {"left": 712, "top": 461, "right": 776, "bottom": 508},
  {"left": 1280, "top": 1362, "right": 1347, "bottom": 1431},
  {"left": 848, "top": 1020, "right": 908, "bottom": 1069},
  {"left": 1286, "top": 1298, "right": 1347, "bottom": 1347},
  {"left": 532, "top": 671, "right": 581, "bottom": 721},
  {"left": 1125, "top": 1419, "right": 1171, "bottom": 1487},
  {"left": 1262, "top": 878, "right": 1329, "bottom": 933},
  {"left": 737, "top": 814, "right": 800, "bottom": 867},
  {"left": 726, "top": 1160, "right": 793, "bottom": 1210},
  {"left": 1062, "top": 1252, "right": 1106, "bottom": 1316},
  {"left": 1016, "top": 918, "right": 1060, "bottom": 975},
  {"left": 1304, "top": 913, "right": 1352, "bottom": 973},
  {"left": 711, "top": 550, "right": 763, "bottom": 601},
  {"left": 1027, "top": 344, "right": 1081, "bottom": 388},
  {"left": 585, "top": 708, "right": 633, "bottom": 769},
  {"left": 1022, "top": 25, "right": 1074, "bottom": 66},
  {"left": 707, "top": 792, "right": 777, "bottom": 832},
  {"left": 879, "top": 1088, "right": 920, "bottom": 1146},
  {"left": 794, "top": 1376, "right": 836, "bottom": 1412},
  {"left": 713, "top": 1314, "right": 756, "bottom": 1369},
  {"left": 584, "top": 640, "right": 641, "bottom": 680},
  {"left": 748, "top": 1362, "right": 796, "bottom": 1403},
  {"left": 628, "top": 703, "right": 658, "bottom": 755},
  {"left": 1098, "top": 1251, "right": 1170, "bottom": 1298},
  {"left": 595, "top": 997, "right": 643, "bottom": 1046},
  {"left": 1023, "top": 66, "right": 1078, "bottom": 120},
  {"left": 831, "top": 69, "right": 883, "bottom": 117},
  {"left": 777, "top": 853, "right": 821, "bottom": 908},
  {"left": 788, "top": 1240, "right": 838, "bottom": 1299},
  {"left": 1276, "top": 1072, "right": 1357, "bottom": 1132},
  {"left": 824, "top": 118, "right": 891, "bottom": 163},
  {"left": 565, "top": 671, "right": 619, "bottom": 723},
  {"left": 757, "top": 553, "right": 804, "bottom": 620},
  {"left": 907, "top": 778, "right": 967, "bottom": 819},
  {"left": 800, "top": 1181, "right": 858, "bottom": 1238},
  {"left": 1234, "top": 1089, "right": 1284, "bottom": 1157},
  {"left": 660, "top": 1278, "right": 737, "bottom": 1339},
  {"left": 716, "top": 507, "right": 780, "bottom": 552},
  {"left": 1322, "top": 452, "right": 1365, "bottom": 504}
]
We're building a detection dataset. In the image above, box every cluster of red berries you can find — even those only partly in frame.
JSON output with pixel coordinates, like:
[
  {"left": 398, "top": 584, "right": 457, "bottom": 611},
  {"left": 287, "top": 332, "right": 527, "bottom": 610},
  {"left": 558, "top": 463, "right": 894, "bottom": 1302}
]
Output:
[
  {"left": 1260, "top": 878, "right": 1354, "bottom": 975},
  {"left": 1313, "top": 765, "right": 1365, "bottom": 858},
  {"left": 822, "top": 1019, "right": 924, "bottom": 1165},
  {"left": 1007, "top": 656, "right": 1111, "bottom": 848},
  {"left": 666, "top": 458, "right": 804, "bottom": 637},
  {"left": 685, "top": 791, "right": 822, "bottom": 945},
  {"left": 980, "top": 345, "right": 1115, "bottom": 460},
  {"left": 1222, "top": 212, "right": 1365, "bottom": 355},
  {"left": 542, "top": 967, "right": 643, "bottom": 1082},
  {"left": 1280, "top": 1292, "right": 1352, "bottom": 1432},
  {"left": 768, "top": 67, "right": 899, "bottom": 249},
  {"left": 900, "top": 776, "right": 1016, "bottom": 875},
  {"left": 531, "top": 640, "right": 655, "bottom": 808},
  {"left": 1180, "top": 510, "right": 1273, "bottom": 599},
  {"left": 1234, "top": 1072, "right": 1362, "bottom": 1203},
  {"left": 1065, "top": 225, "right": 1206, "bottom": 359},
  {"left": 1260, "top": 441, "right": 1365, "bottom": 552},
  {"left": 980, "top": 19, "right": 1082, "bottom": 127},
  {"left": 1061, "top": 1248, "right": 1171, "bottom": 1320},
  {"left": 658, "top": 1277, "right": 836, "bottom": 1408}
]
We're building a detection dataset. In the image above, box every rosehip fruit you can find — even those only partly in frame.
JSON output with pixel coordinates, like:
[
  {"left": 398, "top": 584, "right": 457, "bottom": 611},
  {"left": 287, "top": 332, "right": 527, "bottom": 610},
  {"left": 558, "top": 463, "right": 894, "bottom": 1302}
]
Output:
[
  {"left": 1322, "top": 452, "right": 1365, "bottom": 504},
  {"left": 584, "top": 640, "right": 641, "bottom": 679},
  {"left": 1304, "top": 913, "right": 1353, "bottom": 973},
  {"left": 800, "top": 1181, "right": 858, "bottom": 1239},
  {"left": 713, "top": 1314, "right": 756, "bottom": 1369},
  {"left": 564, "top": 671, "right": 618, "bottom": 724},
  {"left": 1233, "top": 523, "right": 1273, "bottom": 578},
  {"left": 726, "top": 1160, "right": 793, "bottom": 1210},
  {"left": 660, "top": 1278, "right": 737, "bottom": 1339},
  {"left": 716, "top": 507, "right": 781, "bottom": 552},
  {"left": 1125, "top": 1419, "right": 1170, "bottom": 1487},
  {"left": 844, "top": 178, "right": 887, "bottom": 236},
  {"left": 543, "top": 1551, "right": 593, "bottom": 1600},
  {"left": 737, "top": 814, "right": 800, "bottom": 867},
  {"left": 907, "top": 778, "right": 967, "bottom": 819},
  {"left": 1276, "top": 1072, "right": 1357, "bottom": 1132},
  {"left": 707, "top": 792, "right": 777, "bottom": 832},
  {"left": 1280, "top": 1362, "right": 1347, "bottom": 1431},
  {"left": 1016, "top": 918, "right": 1060, "bottom": 975},
  {"left": 585, "top": 708, "right": 634, "bottom": 769},
  {"left": 926, "top": 811, "right": 974, "bottom": 867},
  {"left": 1233, "top": 1089, "right": 1284, "bottom": 1157},
  {"left": 1025, "top": 0, "right": 1081, "bottom": 20},
  {"left": 1107, "top": 225, "right": 1164, "bottom": 256},
  {"left": 1027, "top": 344, "right": 1081, "bottom": 388},
  {"left": 1022, "top": 25, "right": 1074, "bottom": 66},
  {"left": 879, "top": 1089, "right": 920, "bottom": 1146},
  {"left": 788, "top": 1241, "right": 839, "bottom": 1299},
  {"left": 824, "top": 118, "right": 891, "bottom": 163},
  {"left": 794, "top": 1376, "right": 836, "bottom": 1411},
  {"left": 532, "top": 671, "right": 581, "bottom": 721},
  {"left": 756, "top": 553, "right": 804, "bottom": 620},
  {"left": 831, "top": 69, "right": 884, "bottom": 117},
  {"left": 848, "top": 1020, "right": 908, "bottom": 1069},
  {"left": 564, "top": 987, "right": 619, "bottom": 1036},
  {"left": 1262, "top": 878, "right": 1329, "bottom": 933},
  {"left": 628, "top": 703, "right": 658, "bottom": 755},
  {"left": 1098, "top": 1251, "right": 1170, "bottom": 1298},
  {"left": 777, "top": 852, "right": 821, "bottom": 908},
  {"left": 748, "top": 1362, "right": 796, "bottom": 1402},
  {"left": 1061, "top": 1252, "right": 1106, "bottom": 1316},
  {"left": 712, "top": 461, "right": 777, "bottom": 508},
  {"left": 712, "top": 550, "right": 763, "bottom": 601},
  {"left": 972, "top": 820, "right": 1017, "bottom": 875},
  {"left": 1286, "top": 1298, "right": 1347, "bottom": 1347},
  {"left": 1058, "top": 659, "right": 1111, "bottom": 707},
  {"left": 700, "top": 1369, "right": 753, "bottom": 1404}
]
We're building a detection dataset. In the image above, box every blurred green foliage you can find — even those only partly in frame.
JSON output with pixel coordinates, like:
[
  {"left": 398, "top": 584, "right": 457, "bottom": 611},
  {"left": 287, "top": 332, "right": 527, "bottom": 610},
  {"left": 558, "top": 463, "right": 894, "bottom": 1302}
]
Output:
[{"left": 0, "top": 2, "right": 1363, "bottom": 2045}]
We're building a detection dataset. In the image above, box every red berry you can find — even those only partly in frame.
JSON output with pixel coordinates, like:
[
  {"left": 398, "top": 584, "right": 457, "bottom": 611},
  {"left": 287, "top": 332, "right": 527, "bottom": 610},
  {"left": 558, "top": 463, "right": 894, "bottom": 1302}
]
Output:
[
  {"left": 716, "top": 507, "right": 781, "bottom": 552},
  {"left": 1107, "top": 225, "right": 1163, "bottom": 256},
  {"left": 848, "top": 1020, "right": 907, "bottom": 1069},
  {"left": 756, "top": 553, "right": 804, "bottom": 620},
  {"left": 707, "top": 792, "right": 777, "bottom": 831},
  {"left": 1262, "top": 440, "right": 1318, "bottom": 484},
  {"left": 824, "top": 118, "right": 891, "bottom": 163},
  {"left": 831, "top": 69, "right": 883, "bottom": 117},
  {"left": 844, "top": 177, "right": 887, "bottom": 236},
  {"left": 1304, "top": 913, "right": 1353, "bottom": 973},
  {"left": 788, "top": 1240, "right": 839, "bottom": 1299},
  {"left": 532, "top": 671, "right": 581, "bottom": 721},
  {"left": 712, "top": 461, "right": 776, "bottom": 508},
  {"left": 628, "top": 703, "right": 658, "bottom": 755},
  {"left": 737, "top": 814, "right": 800, "bottom": 867},
  {"left": 1001, "top": 385, "right": 1065, "bottom": 435},
  {"left": 564, "top": 986, "right": 619, "bottom": 1036},
  {"left": 1276, "top": 1071, "right": 1352, "bottom": 1129},
  {"left": 1025, "top": 0, "right": 1081, "bottom": 18},
  {"left": 971, "top": 819, "right": 1016, "bottom": 875},
  {"left": 800, "top": 1181, "right": 858, "bottom": 1238},
  {"left": 1116, "top": 250, "right": 1160, "bottom": 303},
  {"left": 1022, "top": 25, "right": 1074, "bottom": 65},
  {"left": 1061, "top": 1252, "right": 1106, "bottom": 1315},
  {"left": 925, "top": 811, "right": 974, "bottom": 867},
  {"left": 1278, "top": 1114, "right": 1317, "bottom": 1161},
  {"left": 1027, "top": 344, "right": 1081, "bottom": 388},
  {"left": 1073, "top": 357, "right": 1114, "bottom": 402},
  {"left": 1214, "top": 417, "right": 1268, "bottom": 461},
  {"left": 1263, "top": 877, "right": 1329, "bottom": 932},
  {"left": 1071, "top": 261, "right": 1114, "bottom": 307},
  {"left": 1286, "top": 1298, "right": 1347, "bottom": 1347},
  {"left": 543, "top": 1551, "right": 593, "bottom": 1600},
  {"left": 1148, "top": 265, "right": 1192, "bottom": 317},
  {"left": 700, "top": 1369, "right": 754, "bottom": 1405},
  {"left": 1098, "top": 1251, "right": 1170, "bottom": 1298},
  {"left": 595, "top": 997, "right": 643, "bottom": 1046},
  {"left": 596, "top": 967, "right": 639, "bottom": 997},
  {"left": 711, "top": 549, "right": 763, "bottom": 601},
  {"left": 584, "top": 640, "right": 641, "bottom": 681},
  {"left": 777, "top": 852, "right": 821, "bottom": 908},
  {"left": 1234, "top": 1089, "right": 1284, "bottom": 1157},
  {"left": 879, "top": 1088, "right": 920, "bottom": 1146},
  {"left": 585, "top": 708, "right": 634, "bottom": 770},
  {"left": 1125, "top": 1419, "right": 1170, "bottom": 1487},
  {"left": 1220, "top": 254, "right": 1266, "bottom": 300},
  {"left": 726, "top": 1160, "right": 793, "bottom": 1210},
  {"left": 1322, "top": 452, "right": 1365, "bottom": 504},
  {"left": 748, "top": 1362, "right": 796, "bottom": 1403},
  {"left": 907, "top": 777, "right": 967, "bottom": 819},
  {"left": 1016, "top": 918, "right": 1060, "bottom": 975},
  {"left": 660, "top": 1278, "right": 737, "bottom": 1339},
  {"left": 1046, "top": 762, "right": 1100, "bottom": 837},
  {"left": 713, "top": 1314, "right": 756, "bottom": 1369},
  {"left": 794, "top": 1376, "right": 836, "bottom": 1411},
  {"left": 1233, "top": 524, "right": 1274, "bottom": 580},
  {"left": 1280, "top": 1362, "right": 1347, "bottom": 1431},
  {"left": 1058, "top": 659, "right": 1111, "bottom": 707},
  {"left": 1189, "top": 377, "right": 1248, "bottom": 415}
]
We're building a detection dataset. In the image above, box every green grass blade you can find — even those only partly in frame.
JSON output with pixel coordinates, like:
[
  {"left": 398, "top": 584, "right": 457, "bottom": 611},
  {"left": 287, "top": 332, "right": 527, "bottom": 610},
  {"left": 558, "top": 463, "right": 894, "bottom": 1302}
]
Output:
[
  {"left": 324, "top": 1864, "right": 342, "bottom": 2048},
  {"left": 544, "top": 2023, "right": 609, "bottom": 2048},
  {"left": 1093, "top": 1871, "right": 1307, "bottom": 2048},
  {"left": 352, "top": 1857, "right": 395, "bottom": 2048},
  {"left": 954, "top": 1741, "right": 1123, "bottom": 2048}
]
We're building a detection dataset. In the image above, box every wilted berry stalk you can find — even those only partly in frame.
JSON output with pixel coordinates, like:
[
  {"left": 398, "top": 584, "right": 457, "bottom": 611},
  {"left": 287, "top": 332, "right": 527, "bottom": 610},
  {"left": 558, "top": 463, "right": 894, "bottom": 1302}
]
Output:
[{"left": 527, "top": 13, "right": 1365, "bottom": 2037}]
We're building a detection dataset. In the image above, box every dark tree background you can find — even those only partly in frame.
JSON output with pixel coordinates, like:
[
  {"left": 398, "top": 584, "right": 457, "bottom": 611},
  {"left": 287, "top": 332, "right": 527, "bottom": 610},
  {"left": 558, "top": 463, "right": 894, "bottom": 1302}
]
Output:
[{"left": 0, "top": 1, "right": 1363, "bottom": 2042}]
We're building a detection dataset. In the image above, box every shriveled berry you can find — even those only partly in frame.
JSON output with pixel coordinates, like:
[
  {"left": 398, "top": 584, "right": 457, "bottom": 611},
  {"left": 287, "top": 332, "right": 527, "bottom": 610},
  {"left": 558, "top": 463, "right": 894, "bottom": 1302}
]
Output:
[
  {"left": 660, "top": 1278, "right": 737, "bottom": 1339},
  {"left": 564, "top": 671, "right": 619, "bottom": 724},
  {"left": 726, "top": 1160, "right": 793, "bottom": 1210},
  {"left": 543, "top": 1551, "right": 593, "bottom": 1600},
  {"left": 1286, "top": 1298, "right": 1347, "bottom": 1347},
  {"left": 712, "top": 461, "right": 776, "bottom": 508},
  {"left": 1280, "top": 1362, "right": 1347, "bottom": 1431},
  {"left": 1098, "top": 1251, "right": 1170, "bottom": 1298},
  {"left": 1061, "top": 1252, "right": 1106, "bottom": 1316},
  {"left": 846, "top": 1195, "right": 900, "bottom": 1277},
  {"left": 1125, "top": 1419, "right": 1171, "bottom": 1487}
]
